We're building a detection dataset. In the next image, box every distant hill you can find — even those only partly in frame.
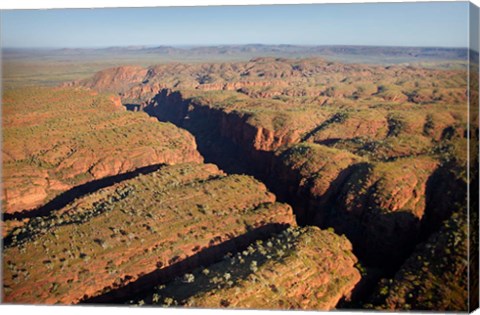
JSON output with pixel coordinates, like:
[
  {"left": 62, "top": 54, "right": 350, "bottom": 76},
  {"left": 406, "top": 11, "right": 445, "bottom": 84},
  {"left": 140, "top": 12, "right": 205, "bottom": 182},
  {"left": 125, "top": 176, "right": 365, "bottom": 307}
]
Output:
[{"left": 2, "top": 45, "right": 470, "bottom": 65}]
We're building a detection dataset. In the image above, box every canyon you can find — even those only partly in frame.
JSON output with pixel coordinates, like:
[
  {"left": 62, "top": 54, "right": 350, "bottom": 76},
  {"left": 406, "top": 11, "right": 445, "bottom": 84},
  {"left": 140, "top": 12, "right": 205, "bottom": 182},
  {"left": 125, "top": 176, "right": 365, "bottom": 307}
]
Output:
[
  {"left": 2, "top": 55, "right": 477, "bottom": 311},
  {"left": 70, "top": 58, "right": 472, "bottom": 266}
]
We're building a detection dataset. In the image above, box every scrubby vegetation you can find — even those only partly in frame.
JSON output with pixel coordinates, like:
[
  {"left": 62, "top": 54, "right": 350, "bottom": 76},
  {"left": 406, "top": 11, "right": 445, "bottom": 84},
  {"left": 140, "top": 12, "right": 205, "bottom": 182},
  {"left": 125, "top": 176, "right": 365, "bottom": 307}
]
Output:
[
  {"left": 366, "top": 209, "right": 469, "bottom": 311},
  {"left": 131, "top": 226, "right": 360, "bottom": 310},
  {"left": 2, "top": 54, "right": 474, "bottom": 311},
  {"left": 2, "top": 163, "right": 294, "bottom": 304},
  {"left": 2, "top": 87, "right": 201, "bottom": 215},
  {"left": 108, "top": 57, "right": 470, "bottom": 310}
]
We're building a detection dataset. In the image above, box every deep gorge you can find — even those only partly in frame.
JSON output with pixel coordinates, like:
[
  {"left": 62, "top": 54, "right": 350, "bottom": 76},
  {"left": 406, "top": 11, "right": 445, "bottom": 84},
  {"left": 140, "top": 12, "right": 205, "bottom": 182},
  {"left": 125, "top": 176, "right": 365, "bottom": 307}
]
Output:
[
  {"left": 136, "top": 88, "right": 469, "bottom": 305},
  {"left": 3, "top": 47, "right": 476, "bottom": 310}
]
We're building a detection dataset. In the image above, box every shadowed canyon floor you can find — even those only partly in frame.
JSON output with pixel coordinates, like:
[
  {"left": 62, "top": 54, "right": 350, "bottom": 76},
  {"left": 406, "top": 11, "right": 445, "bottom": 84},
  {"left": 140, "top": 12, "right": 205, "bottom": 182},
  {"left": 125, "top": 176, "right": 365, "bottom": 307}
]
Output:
[{"left": 2, "top": 53, "right": 478, "bottom": 311}]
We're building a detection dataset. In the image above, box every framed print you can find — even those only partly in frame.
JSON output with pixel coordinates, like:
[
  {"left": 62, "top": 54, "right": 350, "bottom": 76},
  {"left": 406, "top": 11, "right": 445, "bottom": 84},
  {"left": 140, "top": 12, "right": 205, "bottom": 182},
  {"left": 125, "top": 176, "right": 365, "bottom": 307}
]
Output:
[{"left": 1, "top": 0, "right": 479, "bottom": 312}]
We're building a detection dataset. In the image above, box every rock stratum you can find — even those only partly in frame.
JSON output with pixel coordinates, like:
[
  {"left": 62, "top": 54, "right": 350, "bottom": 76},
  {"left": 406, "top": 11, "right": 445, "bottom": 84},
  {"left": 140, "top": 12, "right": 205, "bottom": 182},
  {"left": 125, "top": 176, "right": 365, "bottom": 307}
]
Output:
[
  {"left": 70, "top": 57, "right": 474, "bottom": 310},
  {"left": 367, "top": 209, "right": 469, "bottom": 311},
  {"left": 133, "top": 226, "right": 360, "bottom": 310},
  {"left": 2, "top": 87, "right": 202, "bottom": 216},
  {"left": 3, "top": 56, "right": 476, "bottom": 311},
  {"left": 72, "top": 57, "right": 470, "bottom": 263},
  {"left": 2, "top": 85, "right": 359, "bottom": 309},
  {"left": 3, "top": 163, "right": 295, "bottom": 304}
]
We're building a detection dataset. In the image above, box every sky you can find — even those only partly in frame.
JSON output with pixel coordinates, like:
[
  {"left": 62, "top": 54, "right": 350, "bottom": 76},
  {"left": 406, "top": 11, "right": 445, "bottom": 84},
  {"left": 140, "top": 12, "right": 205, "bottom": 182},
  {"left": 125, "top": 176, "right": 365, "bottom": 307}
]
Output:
[{"left": 0, "top": 2, "right": 470, "bottom": 48}]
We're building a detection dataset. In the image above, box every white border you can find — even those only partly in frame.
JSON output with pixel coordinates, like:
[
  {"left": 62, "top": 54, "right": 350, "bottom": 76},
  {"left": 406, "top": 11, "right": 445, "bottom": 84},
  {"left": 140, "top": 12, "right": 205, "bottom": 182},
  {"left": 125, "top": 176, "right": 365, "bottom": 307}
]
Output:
[
  {"left": 0, "top": 0, "right": 479, "bottom": 10},
  {"left": 1, "top": 1, "right": 479, "bottom": 315}
]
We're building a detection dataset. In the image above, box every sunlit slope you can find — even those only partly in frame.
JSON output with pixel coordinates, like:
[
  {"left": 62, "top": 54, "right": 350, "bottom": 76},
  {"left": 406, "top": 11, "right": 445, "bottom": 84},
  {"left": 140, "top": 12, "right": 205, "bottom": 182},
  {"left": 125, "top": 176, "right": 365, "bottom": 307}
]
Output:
[
  {"left": 3, "top": 163, "right": 295, "bottom": 304},
  {"left": 132, "top": 226, "right": 360, "bottom": 310},
  {"left": 2, "top": 87, "right": 202, "bottom": 215}
]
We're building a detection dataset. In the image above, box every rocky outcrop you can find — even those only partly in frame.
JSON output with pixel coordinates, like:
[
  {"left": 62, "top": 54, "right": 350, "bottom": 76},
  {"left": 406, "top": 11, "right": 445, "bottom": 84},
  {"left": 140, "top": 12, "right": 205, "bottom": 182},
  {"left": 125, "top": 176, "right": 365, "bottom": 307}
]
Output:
[
  {"left": 67, "top": 57, "right": 469, "bottom": 310},
  {"left": 136, "top": 71, "right": 467, "bottom": 271},
  {"left": 272, "top": 143, "right": 444, "bottom": 266},
  {"left": 141, "top": 85, "right": 463, "bottom": 270},
  {"left": 143, "top": 88, "right": 309, "bottom": 176},
  {"left": 2, "top": 87, "right": 202, "bottom": 215},
  {"left": 332, "top": 157, "right": 440, "bottom": 266},
  {"left": 135, "top": 226, "right": 360, "bottom": 310},
  {"left": 3, "top": 163, "right": 295, "bottom": 304},
  {"left": 64, "top": 66, "right": 148, "bottom": 93},
  {"left": 367, "top": 209, "right": 468, "bottom": 311},
  {"left": 185, "top": 227, "right": 360, "bottom": 310},
  {"left": 196, "top": 80, "right": 288, "bottom": 92},
  {"left": 306, "top": 111, "right": 389, "bottom": 144},
  {"left": 66, "top": 58, "right": 467, "bottom": 108}
]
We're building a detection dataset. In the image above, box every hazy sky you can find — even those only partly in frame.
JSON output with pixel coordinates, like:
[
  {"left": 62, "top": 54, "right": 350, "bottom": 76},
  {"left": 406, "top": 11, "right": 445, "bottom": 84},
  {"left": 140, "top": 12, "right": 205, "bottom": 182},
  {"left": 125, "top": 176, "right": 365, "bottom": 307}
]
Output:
[{"left": 0, "top": 2, "right": 469, "bottom": 48}]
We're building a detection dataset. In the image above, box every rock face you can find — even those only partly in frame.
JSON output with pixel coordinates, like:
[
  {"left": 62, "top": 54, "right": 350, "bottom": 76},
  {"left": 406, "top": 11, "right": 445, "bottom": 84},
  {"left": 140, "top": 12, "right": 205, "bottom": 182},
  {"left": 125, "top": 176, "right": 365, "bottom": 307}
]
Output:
[
  {"left": 3, "top": 163, "right": 295, "bottom": 304},
  {"left": 14, "top": 56, "right": 469, "bottom": 310},
  {"left": 2, "top": 87, "right": 202, "bottom": 215},
  {"left": 185, "top": 227, "right": 360, "bottom": 310},
  {"left": 273, "top": 143, "right": 445, "bottom": 266},
  {"left": 133, "top": 226, "right": 361, "bottom": 310},
  {"left": 63, "top": 66, "right": 148, "bottom": 94},
  {"left": 367, "top": 209, "right": 468, "bottom": 311},
  {"left": 68, "top": 58, "right": 467, "bottom": 107},
  {"left": 74, "top": 58, "right": 468, "bottom": 269}
]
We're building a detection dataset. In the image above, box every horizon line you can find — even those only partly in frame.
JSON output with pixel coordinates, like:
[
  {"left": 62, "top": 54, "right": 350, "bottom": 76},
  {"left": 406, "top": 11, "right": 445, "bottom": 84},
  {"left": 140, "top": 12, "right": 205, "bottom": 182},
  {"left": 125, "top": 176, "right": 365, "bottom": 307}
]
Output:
[{"left": 2, "top": 44, "right": 471, "bottom": 50}]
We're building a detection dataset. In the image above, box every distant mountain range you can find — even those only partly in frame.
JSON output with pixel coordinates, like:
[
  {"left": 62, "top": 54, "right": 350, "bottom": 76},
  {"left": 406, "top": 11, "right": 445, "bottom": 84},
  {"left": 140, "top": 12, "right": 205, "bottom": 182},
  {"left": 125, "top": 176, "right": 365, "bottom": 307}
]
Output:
[{"left": 2, "top": 44, "right": 477, "bottom": 65}]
